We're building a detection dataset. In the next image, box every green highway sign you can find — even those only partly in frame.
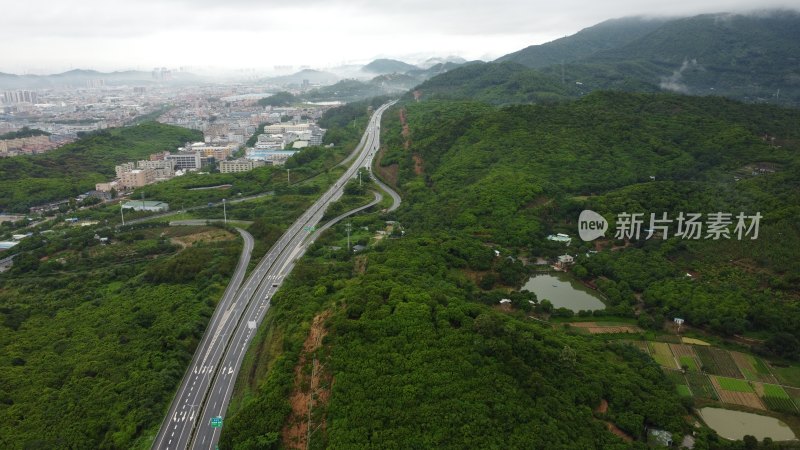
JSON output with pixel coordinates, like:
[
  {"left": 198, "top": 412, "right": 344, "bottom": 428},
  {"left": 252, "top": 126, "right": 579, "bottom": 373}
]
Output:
[
  {"left": 303, "top": 225, "right": 316, "bottom": 232},
  {"left": 211, "top": 416, "right": 223, "bottom": 428}
]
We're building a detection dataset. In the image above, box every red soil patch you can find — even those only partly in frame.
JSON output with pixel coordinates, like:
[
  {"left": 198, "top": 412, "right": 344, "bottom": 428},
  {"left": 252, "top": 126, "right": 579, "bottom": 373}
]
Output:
[
  {"left": 282, "top": 311, "right": 333, "bottom": 449},
  {"left": 412, "top": 153, "right": 424, "bottom": 176},
  {"left": 398, "top": 108, "right": 411, "bottom": 150}
]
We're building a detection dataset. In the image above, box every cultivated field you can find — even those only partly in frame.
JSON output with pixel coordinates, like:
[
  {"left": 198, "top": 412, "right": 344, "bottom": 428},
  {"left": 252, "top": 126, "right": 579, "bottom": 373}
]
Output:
[
  {"left": 711, "top": 376, "right": 765, "bottom": 410},
  {"left": 681, "top": 337, "right": 711, "bottom": 346},
  {"left": 649, "top": 342, "right": 678, "bottom": 369},
  {"left": 731, "top": 351, "right": 778, "bottom": 383},
  {"left": 665, "top": 370, "right": 693, "bottom": 397},
  {"left": 755, "top": 383, "right": 799, "bottom": 414},
  {"left": 670, "top": 344, "right": 700, "bottom": 371},
  {"left": 716, "top": 376, "right": 754, "bottom": 392},
  {"left": 686, "top": 372, "right": 717, "bottom": 400},
  {"left": 695, "top": 347, "right": 743, "bottom": 378}
]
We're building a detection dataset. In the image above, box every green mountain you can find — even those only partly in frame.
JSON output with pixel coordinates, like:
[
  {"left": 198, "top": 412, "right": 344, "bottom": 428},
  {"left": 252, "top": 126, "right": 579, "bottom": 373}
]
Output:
[
  {"left": 415, "top": 11, "right": 800, "bottom": 106},
  {"left": 362, "top": 58, "right": 419, "bottom": 74},
  {"left": 264, "top": 69, "right": 339, "bottom": 87},
  {"left": 377, "top": 91, "right": 800, "bottom": 346},
  {"left": 497, "top": 16, "right": 668, "bottom": 68},
  {"left": 220, "top": 92, "right": 800, "bottom": 449},
  {"left": 584, "top": 11, "right": 800, "bottom": 100},
  {"left": 304, "top": 79, "right": 390, "bottom": 103},
  {"left": 411, "top": 61, "right": 581, "bottom": 104}
]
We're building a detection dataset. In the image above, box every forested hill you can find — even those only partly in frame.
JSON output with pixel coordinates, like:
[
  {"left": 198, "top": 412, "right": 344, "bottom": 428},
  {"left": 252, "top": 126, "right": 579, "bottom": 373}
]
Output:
[
  {"left": 497, "top": 16, "right": 668, "bottom": 68},
  {"left": 217, "top": 91, "right": 800, "bottom": 449},
  {"left": 412, "top": 11, "right": 800, "bottom": 106},
  {"left": 0, "top": 122, "right": 200, "bottom": 212},
  {"left": 378, "top": 92, "right": 800, "bottom": 350}
]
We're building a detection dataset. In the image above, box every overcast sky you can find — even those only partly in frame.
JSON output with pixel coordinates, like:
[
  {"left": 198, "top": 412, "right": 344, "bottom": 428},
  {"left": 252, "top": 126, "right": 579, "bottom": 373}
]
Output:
[{"left": 1, "top": 0, "right": 797, "bottom": 74}]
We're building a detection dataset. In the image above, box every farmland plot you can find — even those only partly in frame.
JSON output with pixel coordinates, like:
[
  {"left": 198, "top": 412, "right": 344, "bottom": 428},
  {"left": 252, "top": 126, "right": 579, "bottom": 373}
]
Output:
[
  {"left": 755, "top": 383, "right": 799, "bottom": 414},
  {"left": 670, "top": 344, "right": 700, "bottom": 371},
  {"left": 696, "top": 347, "right": 743, "bottom": 378},
  {"left": 686, "top": 372, "right": 718, "bottom": 400},
  {"left": 731, "top": 351, "right": 778, "bottom": 383},
  {"left": 649, "top": 342, "right": 678, "bottom": 369},
  {"left": 711, "top": 376, "right": 765, "bottom": 410}
]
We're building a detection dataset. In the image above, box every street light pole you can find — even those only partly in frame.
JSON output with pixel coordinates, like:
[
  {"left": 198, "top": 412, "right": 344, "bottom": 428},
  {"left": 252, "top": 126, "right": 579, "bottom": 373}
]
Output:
[
  {"left": 120, "top": 204, "right": 125, "bottom": 226},
  {"left": 223, "top": 198, "right": 227, "bottom": 224},
  {"left": 345, "top": 222, "right": 352, "bottom": 252},
  {"left": 287, "top": 168, "right": 290, "bottom": 184}
]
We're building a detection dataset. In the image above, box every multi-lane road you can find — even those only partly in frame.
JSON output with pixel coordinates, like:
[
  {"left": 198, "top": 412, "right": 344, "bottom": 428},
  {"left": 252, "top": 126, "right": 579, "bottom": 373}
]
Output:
[{"left": 152, "top": 100, "right": 396, "bottom": 450}]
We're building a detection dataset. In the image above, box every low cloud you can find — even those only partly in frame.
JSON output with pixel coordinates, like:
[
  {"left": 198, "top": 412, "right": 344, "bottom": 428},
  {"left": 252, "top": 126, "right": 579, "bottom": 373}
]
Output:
[{"left": 660, "top": 59, "right": 699, "bottom": 94}]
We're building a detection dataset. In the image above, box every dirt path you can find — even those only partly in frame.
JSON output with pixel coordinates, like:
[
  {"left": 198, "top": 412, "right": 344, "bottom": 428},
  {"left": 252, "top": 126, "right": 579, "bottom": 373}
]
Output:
[{"left": 594, "top": 399, "right": 634, "bottom": 442}]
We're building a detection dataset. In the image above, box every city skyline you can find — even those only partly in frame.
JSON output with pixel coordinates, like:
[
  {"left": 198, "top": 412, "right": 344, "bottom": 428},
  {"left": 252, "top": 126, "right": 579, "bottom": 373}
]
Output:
[{"left": 3, "top": 0, "right": 799, "bottom": 75}]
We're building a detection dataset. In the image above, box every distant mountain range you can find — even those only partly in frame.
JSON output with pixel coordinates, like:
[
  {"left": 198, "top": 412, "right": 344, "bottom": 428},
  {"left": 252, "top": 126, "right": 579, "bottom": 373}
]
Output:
[
  {"left": 261, "top": 58, "right": 471, "bottom": 102},
  {"left": 0, "top": 56, "right": 470, "bottom": 102},
  {"left": 0, "top": 69, "right": 201, "bottom": 90},
  {"left": 415, "top": 10, "right": 800, "bottom": 106},
  {"left": 261, "top": 69, "right": 340, "bottom": 86},
  {"left": 362, "top": 59, "right": 420, "bottom": 75}
]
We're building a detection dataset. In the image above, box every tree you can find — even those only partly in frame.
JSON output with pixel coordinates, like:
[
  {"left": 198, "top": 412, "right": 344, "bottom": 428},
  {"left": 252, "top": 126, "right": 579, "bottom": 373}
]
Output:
[{"left": 766, "top": 332, "right": 799, "bottom": 359}]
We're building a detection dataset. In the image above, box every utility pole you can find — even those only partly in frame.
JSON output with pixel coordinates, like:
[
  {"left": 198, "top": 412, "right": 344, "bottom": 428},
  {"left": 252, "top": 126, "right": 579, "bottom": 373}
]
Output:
[
  {"left": 120, "top": 204, "right": 125, "bottom": 226},
  {"left": 358, "top": 170, "right": 362, "bottom": 187},
  {"left": 287, "top": 168, "right": 290, "bottom": 184},
  {"left": 345, "top": 222, "right": 352, "bottom": 252},
  {"left": 222, "top": 198, "right": 227, "bottom": 224}
]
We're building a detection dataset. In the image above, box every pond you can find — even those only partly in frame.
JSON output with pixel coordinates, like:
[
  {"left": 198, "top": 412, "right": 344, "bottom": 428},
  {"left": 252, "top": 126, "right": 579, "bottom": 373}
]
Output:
[
  {"left": 521, "top": 273, "right": 606, "bottom": 312},
  {"left": 699, "top": 407, "right": 797, "bottom": 441}
]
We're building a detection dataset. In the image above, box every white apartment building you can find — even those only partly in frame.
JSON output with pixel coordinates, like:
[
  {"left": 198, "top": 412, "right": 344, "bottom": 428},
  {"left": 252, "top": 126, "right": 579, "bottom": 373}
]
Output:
[
  {"left": 166, "top": 152, "right": 202, "bottom": 170},
  {"left": 219, "top": 158, "right": 266, "bottom": 173},
  {"left": 137, "top": 159, "right": 176, "bottom": 179}
]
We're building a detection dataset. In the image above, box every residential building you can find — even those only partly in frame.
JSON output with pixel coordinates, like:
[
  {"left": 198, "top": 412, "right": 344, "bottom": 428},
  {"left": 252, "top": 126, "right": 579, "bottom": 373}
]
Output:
[
  {"left": 219, "top": 158, "right": 266, "bottom": 173},
  {"left": 115, "top": 162, "right": 135, "bottom": 178},
  {"left": 119, "top": 168, "right": 156, "bottom": 188},
  {"left": 2, "top": 90, "right": 38, "bottom": 104},
  {"left": 137, "top": 159, "right": 176, "bottom": 179},
  {"left": 187, "top": 142, "right": 238, "bottom": 160},
  {"left": 264, "top": 123, "right": 310, "bottom": 134},
  {"left": 309, "top": 133, "right": 324, "bottom": 146},
  {"left": 166, "top": 152, "right": 202, "bottom": 170},
  {"left": 556, "top": 254, "right": 575, "bottom": 270},
  {"left": 255, "top": 133, "right": 285, "bottom": 150}
]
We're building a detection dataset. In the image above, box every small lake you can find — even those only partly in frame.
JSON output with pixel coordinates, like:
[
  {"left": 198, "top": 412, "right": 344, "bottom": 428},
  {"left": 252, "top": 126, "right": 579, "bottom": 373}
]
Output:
[
  {"left": 699, "top": 407, "right": 797, "bottom": 441},
  {"left": 521, "top": 273, "right": 606, "bottom": 312}
]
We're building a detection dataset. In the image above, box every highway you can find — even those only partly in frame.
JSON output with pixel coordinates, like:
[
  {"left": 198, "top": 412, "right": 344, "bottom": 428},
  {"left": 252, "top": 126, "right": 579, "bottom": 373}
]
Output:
[
  {"left": 152, "top": 100, "right": 395, "bottom": 450},
  {"left": 151, "top": 226, "right": 254, "bottom": 450}
]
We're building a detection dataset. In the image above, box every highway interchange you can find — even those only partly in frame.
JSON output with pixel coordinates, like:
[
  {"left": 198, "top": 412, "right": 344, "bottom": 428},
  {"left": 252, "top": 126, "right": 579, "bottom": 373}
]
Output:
[{"left": 152, "top": 100, "right": 396, "bottom": 450}]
